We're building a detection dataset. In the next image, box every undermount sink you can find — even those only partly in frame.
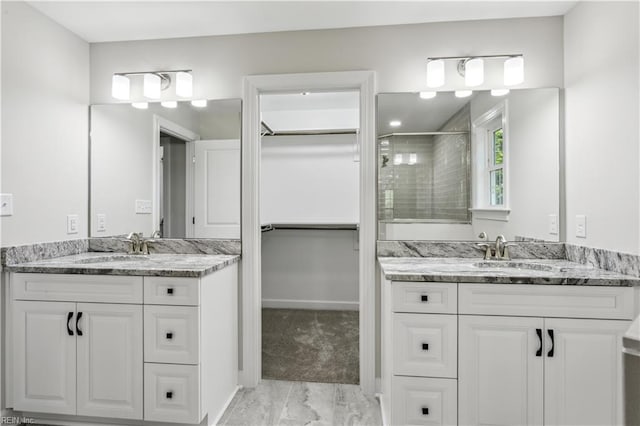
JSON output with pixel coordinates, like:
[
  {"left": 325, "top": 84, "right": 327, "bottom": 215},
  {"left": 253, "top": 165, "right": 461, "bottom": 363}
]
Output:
[
  {"left": 72, "top": 254, "right": 151, "bottom": 264},
  {"left": 472, "top": 261, "right": 569, "bottom": 273}
]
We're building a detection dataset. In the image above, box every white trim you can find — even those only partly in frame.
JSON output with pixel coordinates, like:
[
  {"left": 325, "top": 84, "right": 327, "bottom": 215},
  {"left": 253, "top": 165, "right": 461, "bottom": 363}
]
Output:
[
  {"left": 377, "top": 392, "right": 390, "bottom": 426},
  {"left": 241, "top": 70, "right": 377, "bottom": 394},
  {"left": 469, "top": 207, "right": 511, "bottom": 221},
  {"left": 152, "top": 116, "right": 199, "bottom": 236},
  {"left": 209, "top": 385, "right": 242, "bottom": 426},
  {"left": 262, "top": 299, "right": 359, "bottom": 311}
]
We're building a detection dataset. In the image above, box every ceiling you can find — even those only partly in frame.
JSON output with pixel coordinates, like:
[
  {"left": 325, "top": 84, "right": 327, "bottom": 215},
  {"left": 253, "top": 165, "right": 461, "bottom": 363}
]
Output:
[{"left": 28, "top": 1, "right": 577, "bottom": 43}]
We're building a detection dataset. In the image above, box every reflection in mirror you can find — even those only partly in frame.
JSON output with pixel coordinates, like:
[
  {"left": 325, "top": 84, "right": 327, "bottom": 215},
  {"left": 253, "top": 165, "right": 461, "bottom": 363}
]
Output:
[
  {"left": 377, "top": 89, "right": 559, "bottom": 242},
  {"left": 90, "top": 99, "right": 241, "bottom": 239}
]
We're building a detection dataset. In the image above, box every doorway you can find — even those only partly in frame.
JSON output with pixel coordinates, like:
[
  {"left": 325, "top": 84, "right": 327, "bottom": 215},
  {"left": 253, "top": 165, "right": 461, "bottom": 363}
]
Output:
[{"left": 241, "top": 71, "right": 377, "bottom": 394}]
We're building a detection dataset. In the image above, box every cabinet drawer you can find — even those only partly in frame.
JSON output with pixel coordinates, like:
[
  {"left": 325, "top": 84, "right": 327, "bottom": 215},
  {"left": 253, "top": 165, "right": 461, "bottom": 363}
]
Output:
[
  {"left": 144, "top": 306, "right": 200, "bottom": 364},
  {"left": 391, "top": 376, "right": 457, "bottom": 426},
  {"left": 393, "top": 313, "right": 457, "bottom": 378},
  {"left": 459, "top": 284, "right": 634, "bottom": 319},
  {"left": 392, "top": 282, "right": 457, "bottom": 314},
  {"left": 144, "top": 277, "right": 200, "bottom": 306},
  {"left": 12, "top": 273, "right": 142, "bottom": 303},
  {"left": 144, "top": 363, "right": 202, "bottom": 424}
]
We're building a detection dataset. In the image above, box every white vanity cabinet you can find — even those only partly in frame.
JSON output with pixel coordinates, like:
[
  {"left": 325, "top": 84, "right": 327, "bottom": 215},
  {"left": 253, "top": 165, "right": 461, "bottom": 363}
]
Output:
[
  {"left": 382, "top": 278, "right": 637, "bottom": 426},
  {"left": 8, "top": 263, "right": 238, "bottom": 426}
]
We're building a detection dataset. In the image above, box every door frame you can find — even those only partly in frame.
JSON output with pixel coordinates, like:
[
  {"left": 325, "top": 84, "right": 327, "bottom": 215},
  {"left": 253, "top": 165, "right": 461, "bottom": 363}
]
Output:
[{"left": 241, "top": 71, "right": 377, "bottom": 394}]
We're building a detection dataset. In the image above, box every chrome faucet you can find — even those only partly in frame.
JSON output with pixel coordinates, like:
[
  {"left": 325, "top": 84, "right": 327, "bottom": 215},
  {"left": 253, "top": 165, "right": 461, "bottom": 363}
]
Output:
[
  {"left": 126, "top": 232, "right": 143, "bottom": 254},
  {"left": 476, "top": 234, "right": 515, "bottom": 260}
]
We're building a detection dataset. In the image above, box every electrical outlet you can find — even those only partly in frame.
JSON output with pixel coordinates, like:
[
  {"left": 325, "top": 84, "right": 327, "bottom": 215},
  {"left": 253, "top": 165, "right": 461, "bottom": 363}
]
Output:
[
  {"left": 576, "top": 215, "right": 587, "bottom": 238},
  {"left": 135, "top": 200, "right": 152, "bottom": 214},
  {"left": 67, "top": 214, "right": 79, "bottom": 234},
  {"left": 0, "top": 193, "right": 14, "bottom": 216},
  {"left": 96, "top": 214, "right": 107, "bottom": 232},
  {"left": 548, "top": 214, "right": 558, "bottom": 235}
]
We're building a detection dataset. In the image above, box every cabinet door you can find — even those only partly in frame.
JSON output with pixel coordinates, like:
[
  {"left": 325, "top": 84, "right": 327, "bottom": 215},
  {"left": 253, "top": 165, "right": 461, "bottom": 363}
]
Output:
[
  {"left": 459, "top": 315, "right": 544, "bottom": 426},
  {"left": 544, "top": 318, "right": 629, "bottom": 426},
  {"left": 76, "top": 303, "right": 143, "bottom": 419},
  {"left": 13, "top": 301, "right": 76, "bottom": 415}
]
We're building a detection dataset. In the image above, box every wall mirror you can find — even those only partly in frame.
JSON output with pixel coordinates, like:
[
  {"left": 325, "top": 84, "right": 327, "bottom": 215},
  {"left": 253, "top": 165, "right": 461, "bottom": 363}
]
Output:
[
  {"left": 377, "top": 88, "right": 560, "bottom": 242},
  {"left": 90, "top": 99, "right": 241, "bottom": 239}
]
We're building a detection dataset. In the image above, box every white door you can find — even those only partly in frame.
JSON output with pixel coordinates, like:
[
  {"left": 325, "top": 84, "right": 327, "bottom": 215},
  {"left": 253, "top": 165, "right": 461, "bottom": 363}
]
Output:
[
  {"left": 544, "top": 318, "right": 629, "bottom": 426},
  {"left": 13, "top": 301, "right": 76, "bottom": 415},
  {"left": 459, "top": 315, "right": 544, "bottom": 426},
  {"left": 76, "top": 303, "right": 143, "bottom": 419},
  {"left": 193, "top": 139, "right": 240, "bottom": 238}
]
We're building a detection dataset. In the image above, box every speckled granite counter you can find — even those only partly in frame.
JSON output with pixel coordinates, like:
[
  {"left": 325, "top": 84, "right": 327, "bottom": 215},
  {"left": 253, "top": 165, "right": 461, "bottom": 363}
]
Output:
[
  {"left": 5, "top": 252, "right": 240, "bottom": 278},
  {"left": 379, "top": 257, "right": 640, "bottom": 286}
]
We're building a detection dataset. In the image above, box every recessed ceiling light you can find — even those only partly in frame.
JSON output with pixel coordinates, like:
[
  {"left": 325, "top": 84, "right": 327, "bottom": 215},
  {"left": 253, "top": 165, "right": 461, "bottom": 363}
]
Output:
[
  {"left": 491, "top": 89, "right": 510, "bottom": 97},
  {"left": 389, "top": 120, "right": 402, "bottom": 127},
  {"left": 419, "top": 91, "right": 437, "bottom": 99},
  {"left": 161, "top": 101, "right": 178, "bottom": 108},
  {"left": 191, "top": 99, "right": 207, "bottom": 107},
  {"left": 455, "top": 90, "right": 473, "bottom": 98},
  {"left": 131, "top": 102, "right": 148, "bottom": 109}
]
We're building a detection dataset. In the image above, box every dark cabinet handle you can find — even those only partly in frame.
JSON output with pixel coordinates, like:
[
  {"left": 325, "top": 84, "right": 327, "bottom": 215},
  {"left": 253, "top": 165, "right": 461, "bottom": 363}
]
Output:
[
  {"left": 166, "top": 332, "right": 173, "bottom": 340},
  {"left": 536, "top": 328, "right": 542, "bottom": 357},
  {"left": 421, "top": 407, "right": 429, "bottom": 416},
  {"left": 167, "top": 287, "right": 174, "bottom": 295},
  {"left": 422, "top": 343, "right": 429, "bottom": 351},
  {"left": 547, "top": 329, "right": 555, "bottom": 357},
  {"left": 67, "top": 312, "right": 74, "bottom": 336},
  {"left": 76, "top": 312, "right": 83, "bottom": 336},
  {"left": 166, "top": 391, "right": 173, "bottom": 399},
  {"left": 420, "top": 294, "right": 428, "bottom": 302}
]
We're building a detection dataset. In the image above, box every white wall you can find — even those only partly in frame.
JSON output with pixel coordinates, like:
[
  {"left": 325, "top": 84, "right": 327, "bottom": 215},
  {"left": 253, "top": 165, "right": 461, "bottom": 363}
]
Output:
[
  {"left": 1, "top": 1, "right": 89, "bottom": 246},
  {"left": 564, "top": 1, "right": 640, "bottom": 254},
  {"left": 90, "top": 17, "right": 563, "bottom": 103}
]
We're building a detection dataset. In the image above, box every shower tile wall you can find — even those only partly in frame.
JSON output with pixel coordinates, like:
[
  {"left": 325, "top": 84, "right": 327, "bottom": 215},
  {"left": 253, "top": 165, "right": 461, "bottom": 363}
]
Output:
[{"left": 378, "top": 105, "right": 470, "bottom": 222}]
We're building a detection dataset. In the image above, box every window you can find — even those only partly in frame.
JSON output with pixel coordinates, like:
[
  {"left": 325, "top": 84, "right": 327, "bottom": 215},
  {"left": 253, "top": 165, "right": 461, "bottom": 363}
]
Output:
[{"left": 471, "top": 102, "right": 509, "bottom": 221}]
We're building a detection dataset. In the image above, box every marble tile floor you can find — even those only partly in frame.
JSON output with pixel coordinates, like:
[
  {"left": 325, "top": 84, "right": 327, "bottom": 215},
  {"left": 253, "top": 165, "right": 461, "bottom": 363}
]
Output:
[{"left": 218, "top": 380, "right": 382, "bottom": 426}]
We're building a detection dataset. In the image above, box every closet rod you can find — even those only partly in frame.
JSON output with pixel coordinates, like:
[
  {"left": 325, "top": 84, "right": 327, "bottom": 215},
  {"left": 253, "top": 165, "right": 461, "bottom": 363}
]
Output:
[
  {"left": 378, "top": 131, "right": 469, "bottom": 138},
  {"left": 263, "top": 223, "right": 358, "bottom": 231},
  {"left": 261, "top": 121, "right": 275, "bottom": 136},
  {"left": 263, "top": 129, "right": 359, "bottom": 136}
]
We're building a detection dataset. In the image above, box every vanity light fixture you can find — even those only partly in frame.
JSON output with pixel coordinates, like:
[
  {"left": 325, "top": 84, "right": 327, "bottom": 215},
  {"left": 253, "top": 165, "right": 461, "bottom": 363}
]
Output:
[
  {"left": 191, "top": 99, "right": 207, "bottom": 107},
  {"left": 175, "top": 71, "right": 193, "bottom": 98},
  {"left": 389, "top": 120, "right": 402, "bottom": 127},
  {"left": 144, "top": 73, "right": 162, "bottom": 99},
  {"left": 455, "top": 90, "right": 473, "bottom": 98},
  {"left": 161, "top": 101, "right": 178, "bottom": 108},
  {"left": 419, "top": 91, "right": 437, "bottom": 99},
  {"left": 491, "top": 89, "right": 510, "bottom": 97},
  {"left": 131, "top": 102, "right": 148, "bottom": 109},
  {"left": 112, "top": 75, "right": 130, "bottom": 100},
  {"left": 426, "top": 54, "right": 524, "bottom": 88}
]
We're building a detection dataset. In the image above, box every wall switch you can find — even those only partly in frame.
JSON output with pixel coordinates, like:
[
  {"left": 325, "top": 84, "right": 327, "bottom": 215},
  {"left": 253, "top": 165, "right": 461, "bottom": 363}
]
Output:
[
  {"left": 548, "top": 214, "right": 558, "bottom": 235},
  {"left": 576, "top": 215, "right": 587, "bottom": 238},
  {"left": 135, "top": 200, "right": 152, "bottom": 214},
  {"left": 0, "top": 193, "right": 14, "bottom": 216},
  {"left": 67, "top": 214, "right": 79, "bottom": 234},
  {"left": 96, "top": 214, "right": 107, "bottom": 232}
]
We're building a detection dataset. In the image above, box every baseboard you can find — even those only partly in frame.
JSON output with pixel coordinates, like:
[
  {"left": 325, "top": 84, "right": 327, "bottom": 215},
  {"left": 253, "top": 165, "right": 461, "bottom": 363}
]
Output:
[
  {"left": 377, "top": 392, "right": 389, "bottom": 426},
  {"left": 209, "top": 385, "right": 242, "bottom": 425},
  {"left": 262, "top": 298, "right": 359, "bottom": 311}
]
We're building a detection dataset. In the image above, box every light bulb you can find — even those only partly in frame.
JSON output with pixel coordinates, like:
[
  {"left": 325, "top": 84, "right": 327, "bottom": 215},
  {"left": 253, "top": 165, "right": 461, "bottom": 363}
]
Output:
[
  {"left": 389, "top": 120, "right": 402, "bottom": 127},
  {"left": 161, "top": 101, "right": 177, "bottom": 108},
  {"left": 191, "top": 99, "right": 207, "bottom": 107},
  {"left": 419, "top": 91, "right": 437, "bottom": 99},
  {"left": 112, "top": 75, "right": 130, "bottom": 100},
  {"left": 504, "top": 57, "right": 524, "bottom": 86},
  {"left": 176, "top": 71, "right": 193, "bottom": 98},
  {"left": 491, "top": 89, "right": 510, "bottom": 97},
  {"left": 465, "top": 58, "right": 484, "bottom": 87},
  {"left": 426, "top": 59, "right": 445, "bottom": 88},
  {"left": 143, "top": 73, "right": 161, "bottom": 99},
  {"left": 455, "top": 90, "right": 473, "bottom": 98},
  {"left": 131, "top": 102, "right": 148, "bottom": 109}
]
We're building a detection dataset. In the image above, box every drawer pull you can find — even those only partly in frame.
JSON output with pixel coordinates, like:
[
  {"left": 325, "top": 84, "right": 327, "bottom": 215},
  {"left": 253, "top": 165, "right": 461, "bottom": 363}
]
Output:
[
  {"left": 420, "top": 294, "right": 429, "bottom": 302},
  {"left": 76, "top": 312, "right": 83, "bottom": 336},
  {"left": 421, "top": 407, "right": 429, "bottom": 416},
  {"left": 421, "top": 343, "right": 429, "bottom": 351},
  {"left": 166, "top": 391, "right": 173, "bottom": 399},
  {"left": 166, "top": 332, "right": 173, "bottom": 340},
  {"left": 167, "top": 287, "right": 174, "bottom": 295},
  {"left": 66, "top": 312, "right": 74, "bottom": 336},
  {"left": 547, "top": 329, "right": 555, "bottom": 357},
  {"left": 536, "top": 328, "right": 543, "bottom": 357}
]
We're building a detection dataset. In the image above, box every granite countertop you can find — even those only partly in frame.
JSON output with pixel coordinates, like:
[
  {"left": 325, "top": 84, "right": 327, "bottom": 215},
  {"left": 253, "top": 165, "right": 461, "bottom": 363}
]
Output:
[
  {"left": 378, "top": 257, "right": 640, "bottom": 286},
  {"left": 5, "top": 252, "right": 240, "bottom": 278}
]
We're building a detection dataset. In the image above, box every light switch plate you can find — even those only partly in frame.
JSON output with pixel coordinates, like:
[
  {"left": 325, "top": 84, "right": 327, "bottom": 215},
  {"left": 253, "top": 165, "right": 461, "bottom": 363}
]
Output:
[
  {"left": 0, "top": 193, "right": 14, "bottom": 216},
  {"left": 135, "top": 200, "right": 152, "bottom": 214},
  {"left": 548, "top": 214, "right": 558, "bottom": 235},
  {"left": 96, "top": 214, "right": 107, "bottom": 232},
  {"left": 576, "top": 215, "right": 587, "bottom": 238},
  {"left": 67, "top": 214, "right": 79, "bottom": 234}
]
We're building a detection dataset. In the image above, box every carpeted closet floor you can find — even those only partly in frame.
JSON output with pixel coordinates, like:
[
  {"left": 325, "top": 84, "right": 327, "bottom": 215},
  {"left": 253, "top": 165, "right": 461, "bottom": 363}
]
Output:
[{"left": 262, "top": 308, "right": 359, "bottom": 385}]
